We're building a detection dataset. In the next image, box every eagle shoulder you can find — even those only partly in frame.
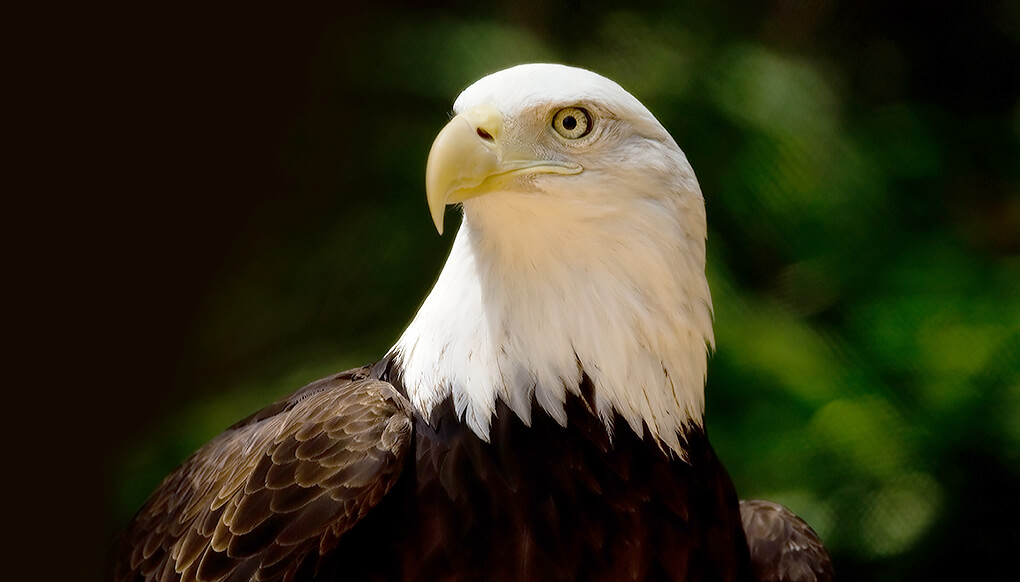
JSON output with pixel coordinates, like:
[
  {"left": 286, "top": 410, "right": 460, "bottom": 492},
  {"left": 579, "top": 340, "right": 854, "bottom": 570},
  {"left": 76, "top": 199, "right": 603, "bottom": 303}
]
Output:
[
  {"left": 113, "top": 366, "right": 413, "bottom": 582},
  {"left": 740, "top": 499, "right": 834, "bottom": 582}
]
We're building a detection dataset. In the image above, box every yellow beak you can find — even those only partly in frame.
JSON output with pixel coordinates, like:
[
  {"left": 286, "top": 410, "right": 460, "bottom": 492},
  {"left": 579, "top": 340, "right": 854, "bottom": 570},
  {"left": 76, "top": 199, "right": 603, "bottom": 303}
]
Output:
[{"left": 425, "top": 105, "right": 582, "bottom": 234}]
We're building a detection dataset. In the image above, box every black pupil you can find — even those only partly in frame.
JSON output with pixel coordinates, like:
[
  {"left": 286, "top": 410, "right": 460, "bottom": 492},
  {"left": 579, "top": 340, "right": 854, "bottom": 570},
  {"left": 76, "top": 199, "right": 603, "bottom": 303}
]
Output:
[{"left": 562, "top": 115, "right": 577, "bottom": 130}]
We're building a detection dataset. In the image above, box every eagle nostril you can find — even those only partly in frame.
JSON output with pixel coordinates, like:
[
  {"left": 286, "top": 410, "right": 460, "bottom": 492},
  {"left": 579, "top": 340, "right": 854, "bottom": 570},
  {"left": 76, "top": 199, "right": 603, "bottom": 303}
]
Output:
[{"left": 476, "top": 128, "right": 494, "bottom": 141}]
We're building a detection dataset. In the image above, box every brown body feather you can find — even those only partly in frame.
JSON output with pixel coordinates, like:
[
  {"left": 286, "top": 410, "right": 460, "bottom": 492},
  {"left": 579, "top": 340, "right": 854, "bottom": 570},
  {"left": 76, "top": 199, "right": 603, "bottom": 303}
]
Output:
[
  {"left": 114, "top": 364, "right": 830, "bottom": 581},
  {"left": 113, "top": 368, "right": 413, "bottom": 582},
  {"left": 114, "top": 364, "right": 763, "bottom": 581},
  {"left": 740, "top": 500, "right": 834, "bottom": 582}
]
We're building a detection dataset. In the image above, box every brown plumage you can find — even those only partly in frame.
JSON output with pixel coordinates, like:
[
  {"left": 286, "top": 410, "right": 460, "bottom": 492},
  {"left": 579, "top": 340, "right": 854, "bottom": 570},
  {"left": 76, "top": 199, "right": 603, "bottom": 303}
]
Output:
[
  {"left": 113, "top": 364, "right": 763, "bottom": 582},
  {"left": 740, "top": 500, "right": 834, "bottom": 582},
  {"left": 112, "top": 366, "right": 836, "bottom": 582},
  {"left": 113, "top": 368, "right": 413, "bottom": 582}
]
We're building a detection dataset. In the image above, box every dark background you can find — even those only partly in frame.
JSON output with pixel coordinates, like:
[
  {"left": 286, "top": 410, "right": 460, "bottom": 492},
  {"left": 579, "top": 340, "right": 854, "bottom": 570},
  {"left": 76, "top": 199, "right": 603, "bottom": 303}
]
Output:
[{"left": 24, "top": 1, "right": 1018, "bottom": 580}]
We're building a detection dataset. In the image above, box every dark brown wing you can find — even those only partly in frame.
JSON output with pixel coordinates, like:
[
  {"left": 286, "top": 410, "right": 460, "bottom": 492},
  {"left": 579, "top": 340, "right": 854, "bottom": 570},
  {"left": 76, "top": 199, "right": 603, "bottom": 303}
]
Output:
[
  {"left": 740, "top": 499, "right": 834, "bottom": 582},
  {"left": 113, "top": 367, "right": 413, "bottom": 582}
]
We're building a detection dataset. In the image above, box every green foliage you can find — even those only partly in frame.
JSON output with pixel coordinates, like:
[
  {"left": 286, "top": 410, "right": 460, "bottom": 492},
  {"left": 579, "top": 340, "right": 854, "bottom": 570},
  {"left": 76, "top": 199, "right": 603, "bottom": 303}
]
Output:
[{"left": 112, "top": 4, "right": 1019, "bottom": 580}]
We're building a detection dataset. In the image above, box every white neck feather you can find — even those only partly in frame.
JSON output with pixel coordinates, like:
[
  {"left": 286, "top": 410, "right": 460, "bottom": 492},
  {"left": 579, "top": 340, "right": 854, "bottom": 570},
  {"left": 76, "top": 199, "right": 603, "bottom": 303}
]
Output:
[{"left": 389, "top": 183, "right": 714, "bottom": 457}]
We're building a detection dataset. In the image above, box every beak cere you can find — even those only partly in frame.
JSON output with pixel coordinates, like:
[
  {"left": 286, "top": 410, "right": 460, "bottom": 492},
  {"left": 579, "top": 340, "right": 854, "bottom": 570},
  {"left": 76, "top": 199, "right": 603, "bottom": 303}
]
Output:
[{"left": 424, "top": 105, "right": 583, "bottom": 235}]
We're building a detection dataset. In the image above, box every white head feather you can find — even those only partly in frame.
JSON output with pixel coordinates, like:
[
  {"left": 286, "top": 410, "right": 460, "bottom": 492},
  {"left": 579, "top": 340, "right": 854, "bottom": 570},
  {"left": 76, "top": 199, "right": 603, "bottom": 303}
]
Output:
[{"left": 389, "top": 64, "right": 714, "bottom": 457}]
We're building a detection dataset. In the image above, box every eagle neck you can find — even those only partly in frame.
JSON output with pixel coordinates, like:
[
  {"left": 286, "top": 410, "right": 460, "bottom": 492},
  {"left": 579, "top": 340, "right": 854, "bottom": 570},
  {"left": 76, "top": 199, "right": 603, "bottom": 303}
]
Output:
[{"left": 389, "top": 190, "right": 714, "bottom": 457}]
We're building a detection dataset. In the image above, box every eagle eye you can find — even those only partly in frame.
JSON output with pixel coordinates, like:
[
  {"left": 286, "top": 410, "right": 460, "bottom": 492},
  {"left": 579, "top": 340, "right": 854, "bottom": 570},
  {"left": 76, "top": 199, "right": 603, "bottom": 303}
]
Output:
[{"left": 552, "top": 107, "right": 593, "bottom": 139}]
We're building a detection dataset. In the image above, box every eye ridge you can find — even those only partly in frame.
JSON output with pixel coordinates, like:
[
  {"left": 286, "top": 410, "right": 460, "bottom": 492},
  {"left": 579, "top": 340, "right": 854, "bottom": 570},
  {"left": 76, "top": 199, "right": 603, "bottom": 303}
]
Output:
[{"left": 553, "top": 107, "right": 593, "bottom": 139}]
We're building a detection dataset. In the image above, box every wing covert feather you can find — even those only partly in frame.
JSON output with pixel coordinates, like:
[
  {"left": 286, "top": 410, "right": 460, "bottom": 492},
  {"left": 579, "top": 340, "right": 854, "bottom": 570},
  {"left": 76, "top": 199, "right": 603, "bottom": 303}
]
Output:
[{"left": 113, "top": 367, "right": 413, "bottom": 582}]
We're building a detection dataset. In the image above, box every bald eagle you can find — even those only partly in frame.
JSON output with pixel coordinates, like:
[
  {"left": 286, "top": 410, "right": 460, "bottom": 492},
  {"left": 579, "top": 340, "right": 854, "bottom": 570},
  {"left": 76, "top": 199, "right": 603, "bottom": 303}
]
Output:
[{"left": 113, "top": 64, "right": 832, "bottom": 582}]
